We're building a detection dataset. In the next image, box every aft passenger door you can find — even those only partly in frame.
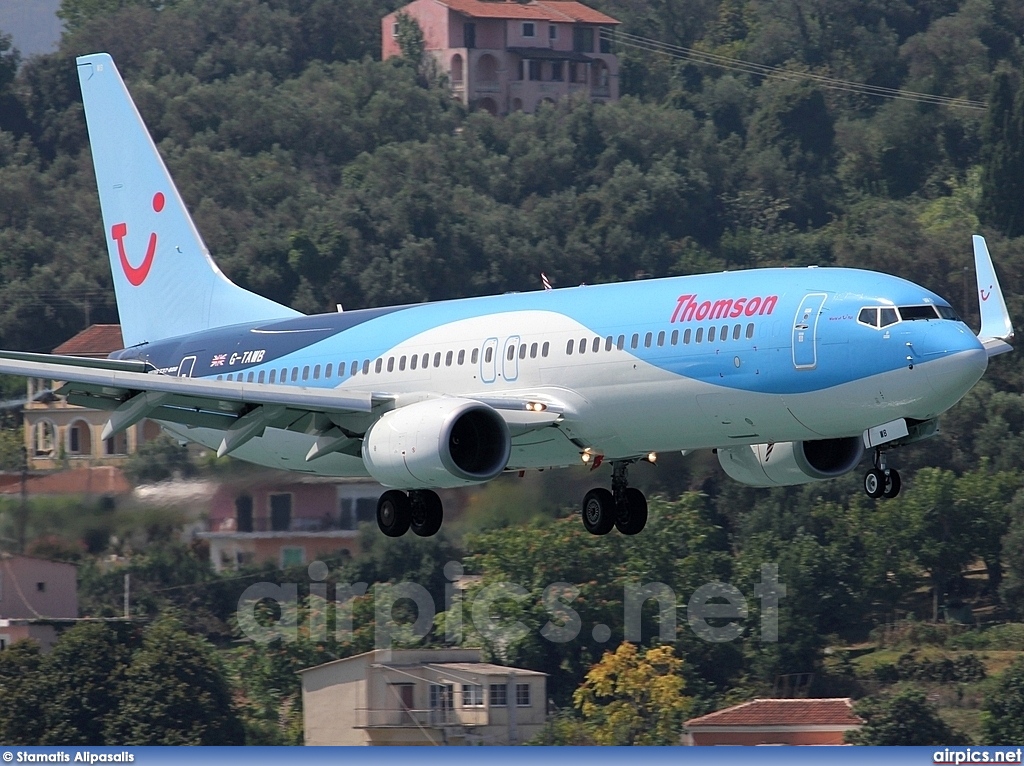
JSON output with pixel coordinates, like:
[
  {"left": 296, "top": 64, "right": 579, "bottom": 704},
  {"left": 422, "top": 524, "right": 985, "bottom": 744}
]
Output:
[{"left": 792, "top": 293, "right": 827, "bottom": 370}]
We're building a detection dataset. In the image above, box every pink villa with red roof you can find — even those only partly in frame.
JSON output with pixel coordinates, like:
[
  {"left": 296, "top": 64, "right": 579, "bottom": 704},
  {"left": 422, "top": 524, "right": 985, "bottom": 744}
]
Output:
[
  {"left": 682, "top": 698, "right": 864, "bottom": 746},
  {"left": 382, "top": 0, "right": 620, "bottom": 115}
]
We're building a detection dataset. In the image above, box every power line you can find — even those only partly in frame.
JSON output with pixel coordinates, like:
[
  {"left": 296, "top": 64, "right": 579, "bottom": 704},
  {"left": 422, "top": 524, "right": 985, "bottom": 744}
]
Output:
[{"left": 605, "top": 30, "right": 988, "bottom": 111}]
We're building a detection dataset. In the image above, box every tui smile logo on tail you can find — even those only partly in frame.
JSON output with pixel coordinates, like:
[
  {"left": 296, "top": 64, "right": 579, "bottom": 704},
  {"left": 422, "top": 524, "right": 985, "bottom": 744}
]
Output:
[{"left": 111, "top": 192, "right": 164, "bottom": 286}]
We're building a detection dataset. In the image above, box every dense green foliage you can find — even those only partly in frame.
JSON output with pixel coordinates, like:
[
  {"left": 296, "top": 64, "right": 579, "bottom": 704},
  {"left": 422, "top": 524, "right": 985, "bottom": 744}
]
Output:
[
  {"left": 982, "top": 655, "right": 1024, "bottom": 744},
  {"left": 0, "top": 618, "right": 243, "bottom": 745},
  {"left": 847, "top": 687, "right": 971, "bottom": 745}
]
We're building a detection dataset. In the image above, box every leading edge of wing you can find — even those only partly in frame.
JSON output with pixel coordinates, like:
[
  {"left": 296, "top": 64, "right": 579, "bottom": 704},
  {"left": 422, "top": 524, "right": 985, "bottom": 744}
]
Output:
[{"left": 0, "top": 355, "right": 375, "bottom": 413}]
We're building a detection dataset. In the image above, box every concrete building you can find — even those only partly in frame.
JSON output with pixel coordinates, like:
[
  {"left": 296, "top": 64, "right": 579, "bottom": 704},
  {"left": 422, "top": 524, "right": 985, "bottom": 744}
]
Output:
[
  {"left": 382, "top": 0, "right": 620, "bottom": 115},
  {"left": 682, "top": 698, "right": 864, "bottom": 746},
  {"left": 300, "top": 648, "right": 547, "bottom": 745},
  {"left": 0, "top": 553, "right": 78, "bottom": 652},
  {"left": 23, "top": 325, "right": 162, "bottom": 470}
]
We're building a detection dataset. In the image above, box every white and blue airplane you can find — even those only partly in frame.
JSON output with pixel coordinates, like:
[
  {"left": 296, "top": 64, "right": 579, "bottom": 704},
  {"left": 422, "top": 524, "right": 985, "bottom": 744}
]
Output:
[{"left": 0, "top": 53, "right": 1014, "bottom": 538}]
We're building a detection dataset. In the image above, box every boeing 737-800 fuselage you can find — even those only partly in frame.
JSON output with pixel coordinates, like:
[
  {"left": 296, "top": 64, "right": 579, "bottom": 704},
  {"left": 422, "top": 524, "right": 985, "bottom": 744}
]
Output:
[{"left": 0, "top": 54, "right": 1011, "bottom": 539}]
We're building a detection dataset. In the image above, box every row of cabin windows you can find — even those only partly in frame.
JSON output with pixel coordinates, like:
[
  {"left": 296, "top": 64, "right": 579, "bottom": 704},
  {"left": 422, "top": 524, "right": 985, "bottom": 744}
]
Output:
[
  {"left": 216, "top": 342, "right": 553, "bottom": 383},
  {"left": 565, "top": 323, "right": 756, "bottom": 355}
]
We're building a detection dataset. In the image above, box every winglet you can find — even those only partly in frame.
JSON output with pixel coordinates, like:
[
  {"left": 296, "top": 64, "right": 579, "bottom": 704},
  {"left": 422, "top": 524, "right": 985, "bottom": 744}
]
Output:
[{"left": 973, "top": 235, "right": 1014, "bottom": 357}]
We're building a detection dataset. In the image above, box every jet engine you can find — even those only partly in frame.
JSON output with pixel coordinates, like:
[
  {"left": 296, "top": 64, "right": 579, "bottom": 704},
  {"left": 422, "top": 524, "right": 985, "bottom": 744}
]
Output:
[
  {"left": 363, "top": 398, "right": 511, "bottom": 488},
  {"left": 717, "top": 437, "right": 865, "bottom": 487}
]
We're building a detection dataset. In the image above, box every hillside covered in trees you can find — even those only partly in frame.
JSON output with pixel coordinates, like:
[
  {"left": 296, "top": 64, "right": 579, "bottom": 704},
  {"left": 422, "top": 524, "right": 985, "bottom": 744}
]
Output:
[{"left": 5, "top": 0, "right": 1024, "bottom": 745}]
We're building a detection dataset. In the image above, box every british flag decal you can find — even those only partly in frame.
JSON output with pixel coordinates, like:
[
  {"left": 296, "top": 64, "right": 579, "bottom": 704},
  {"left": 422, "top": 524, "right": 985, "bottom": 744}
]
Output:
[{"left": 211, "top": 354, "right": 227, "bottom": 367}]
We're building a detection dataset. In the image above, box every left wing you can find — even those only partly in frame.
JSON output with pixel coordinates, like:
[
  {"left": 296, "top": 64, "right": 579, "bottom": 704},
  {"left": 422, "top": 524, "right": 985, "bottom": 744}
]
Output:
[{"left": 0, "top": 351, "right": 561, "bottom": 461}]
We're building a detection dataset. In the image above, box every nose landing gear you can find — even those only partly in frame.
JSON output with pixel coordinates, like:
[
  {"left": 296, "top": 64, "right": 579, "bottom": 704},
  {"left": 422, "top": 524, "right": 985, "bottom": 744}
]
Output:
[
  {"left": 864, "top": 450, "right": 901, "bottom": 499},
  {"left": 581, "top": 461, "right": 649, "bottom": 535}
]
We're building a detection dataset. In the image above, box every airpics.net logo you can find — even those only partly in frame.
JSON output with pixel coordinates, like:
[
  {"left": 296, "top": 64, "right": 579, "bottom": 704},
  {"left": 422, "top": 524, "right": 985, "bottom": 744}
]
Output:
[
  {"left": 934, "top": 748, "right": 1024, "bottom": 764},
  {"left": 234, "top": 561, "right": 785, "bottom": 647}
]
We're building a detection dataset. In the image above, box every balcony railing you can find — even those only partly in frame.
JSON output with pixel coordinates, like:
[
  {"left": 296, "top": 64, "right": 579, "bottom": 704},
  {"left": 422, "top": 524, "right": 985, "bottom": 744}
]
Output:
[
  {"left": 354, "top": 708, "right": 489, "bottom": 728},
  {"left": 474, "top": 80, "right": 500, "bottom": 93}
]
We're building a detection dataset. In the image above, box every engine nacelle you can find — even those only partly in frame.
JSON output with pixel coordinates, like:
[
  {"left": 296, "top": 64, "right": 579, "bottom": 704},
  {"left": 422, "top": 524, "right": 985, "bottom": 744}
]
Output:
[
  {"left": 717, "top": 437, "right": 865, "bottom": 488},
  {"left": 363, "top": 398, "right": 511, "bottom": 488}
]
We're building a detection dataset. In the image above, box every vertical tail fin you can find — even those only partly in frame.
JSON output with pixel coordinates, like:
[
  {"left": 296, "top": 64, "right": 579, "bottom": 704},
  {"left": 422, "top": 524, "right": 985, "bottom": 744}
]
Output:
[
  {"left": 972, "top": 235, "right": 1014, "bottom": 357},
  {"left": 76, "top": 53, "right": 300, "bottom": 348}
]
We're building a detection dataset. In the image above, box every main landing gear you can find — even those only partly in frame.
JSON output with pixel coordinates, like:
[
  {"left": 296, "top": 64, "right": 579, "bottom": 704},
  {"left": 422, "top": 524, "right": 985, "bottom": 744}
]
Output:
[
  {"left": 582, "top": 461, "right": 649, "bottom": 536},
  {"left": 376, "top": 489, "right": 444, "bottom": 538},
  {"left": 864, "top": 449, "right": 901, "bottom": 499}
]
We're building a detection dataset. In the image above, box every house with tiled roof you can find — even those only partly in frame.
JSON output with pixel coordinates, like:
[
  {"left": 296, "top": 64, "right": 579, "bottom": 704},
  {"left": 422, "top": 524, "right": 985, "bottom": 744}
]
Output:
[
  {"left": 681, "top": 698, "right": 864, "bottom": 746},
  {"left": 382, "top": 0, "right": 620, "bottom": 115},
  {"left": 23, "top": 324, "right": 163, "bottom": 470}
]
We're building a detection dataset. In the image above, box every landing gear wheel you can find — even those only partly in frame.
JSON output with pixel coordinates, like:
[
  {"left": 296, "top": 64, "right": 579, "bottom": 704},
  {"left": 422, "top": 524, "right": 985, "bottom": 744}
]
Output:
[
  {"left": 409, "top": 490, "right": 444, "bottom": 537},
  {"left": 864, "top": 469, "right": 886, "bottom": 499},
  {"left": 615, "top": 488, "right": 648, "bottom": 535},
  {"left": 582, "top": 488, "right": 615, "bottom": 535},
  {"left": 883, "top": 469, "right": 902, "bottom": 499},
  {"left": 377, "top": 490, "right": 411, "bottom": 537}
]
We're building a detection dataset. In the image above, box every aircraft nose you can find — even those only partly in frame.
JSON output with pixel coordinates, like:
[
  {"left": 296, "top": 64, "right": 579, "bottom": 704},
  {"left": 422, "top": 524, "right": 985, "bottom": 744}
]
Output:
[{"left": 922, "top": 328, "right": 987, "bottom": 410}]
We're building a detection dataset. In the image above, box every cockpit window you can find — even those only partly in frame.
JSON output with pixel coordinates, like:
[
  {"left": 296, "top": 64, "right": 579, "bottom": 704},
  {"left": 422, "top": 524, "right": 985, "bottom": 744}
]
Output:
[
  {"left": 937, "top": 305, "right": 961, "bottom": 321},
  {"left": 858, "top": 307, "right": 878, "bottom": 328},
  {"left": 859, "top": 307, "right": 900, "bottom": 328},
  {"left": 899, "top": 305, "right": 940, "bottom": 321}
]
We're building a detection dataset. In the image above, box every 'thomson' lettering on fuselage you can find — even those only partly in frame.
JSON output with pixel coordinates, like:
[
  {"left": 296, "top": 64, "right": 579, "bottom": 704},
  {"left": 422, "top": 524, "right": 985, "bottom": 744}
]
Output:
[{"left": 670, "top": 294, "right": 779, "bottom": 323}]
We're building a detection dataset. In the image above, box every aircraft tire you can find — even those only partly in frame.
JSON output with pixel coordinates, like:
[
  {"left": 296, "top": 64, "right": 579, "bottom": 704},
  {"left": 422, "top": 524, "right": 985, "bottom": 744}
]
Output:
[
  {"left": 582, "top": 488, "right": 615, "bottom": 535},
  {"left": 377, "top": 490, "right": 412, "bottom": 537},
  {"left": 883, "top": 469, "right": 902, "bottom": 499},
  {"left": 410, "top": 490, "right": 444, "bottom": 537},
  {"left": 864, "top": 469, "right": 886, "bottom": 499},
  {"left": 615, "top": 488, "right": 648, "bottom": 535}
]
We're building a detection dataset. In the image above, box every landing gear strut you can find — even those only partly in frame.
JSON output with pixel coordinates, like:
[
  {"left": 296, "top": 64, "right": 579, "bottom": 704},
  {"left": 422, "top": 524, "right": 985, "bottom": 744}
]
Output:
[
  {"left": 864, "top": 449, "right": 901, "bottom": 499},
  {"left": 581, "top": 461, "right": 648, "bottom": 535},
  {"left": 376, "top": 489, "right": 444, "bottom": 537}
]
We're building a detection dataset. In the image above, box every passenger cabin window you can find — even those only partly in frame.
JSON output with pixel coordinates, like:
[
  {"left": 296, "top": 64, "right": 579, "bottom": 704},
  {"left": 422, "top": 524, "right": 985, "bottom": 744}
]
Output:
[
  {"left": 541, "top": 342, "right": 549, "bottom": 357},
  {"left": 472, "top": 348, "right": 480, "bottom": 363},
  {"left": 375, "top": 359, "right": 383, "bottom": 373}
]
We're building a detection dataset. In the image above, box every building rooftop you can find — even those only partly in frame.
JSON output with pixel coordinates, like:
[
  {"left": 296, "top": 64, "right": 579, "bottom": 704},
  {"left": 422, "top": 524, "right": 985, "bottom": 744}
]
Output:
[
  {"left": 435, "top": 0, "right": 619, "bottom": 25},
  {"left": 52, "top": 324, "right": 124, "bottom": 357},
  {"left": 685, "top": 698, "right": 864, "bottom": 728},
  {"left": 0, "top": 466, "right": 131, "bottom": 497},
  {"left": 425, "top": 662, "right": 546, "bottom": 677}
]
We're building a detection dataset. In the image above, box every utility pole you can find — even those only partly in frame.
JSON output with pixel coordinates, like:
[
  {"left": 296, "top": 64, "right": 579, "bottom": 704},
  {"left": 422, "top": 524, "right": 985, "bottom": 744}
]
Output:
[{"left": 124, "top": 572, "right": 130, "bottom": 619}]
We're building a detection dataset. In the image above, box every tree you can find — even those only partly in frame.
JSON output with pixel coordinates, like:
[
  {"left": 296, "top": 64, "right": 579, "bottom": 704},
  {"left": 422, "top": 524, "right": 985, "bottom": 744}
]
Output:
[
  {"left": 38, "top": 622, "right": 137, "bottom": 745},
  {"left": 573, "top": 642, "right": 692, "bottom": 745},
  {"left": 106, "top": 614, "right": 244, "bottom": 745},
  {"left": 0, "top": 640, "right": 44, "bottom": 744},
  {"left": 983, "top": 656, "right": 1024, "bottom": 744},
  {"left": 979, "top": 69, "right": 1024, "bottom": 236},
  {"left": 123, "top": 433, "right": 194, "bottom": 484},
  {"left": 847, "top": 688, "right": 970, "bottom": 745}
]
